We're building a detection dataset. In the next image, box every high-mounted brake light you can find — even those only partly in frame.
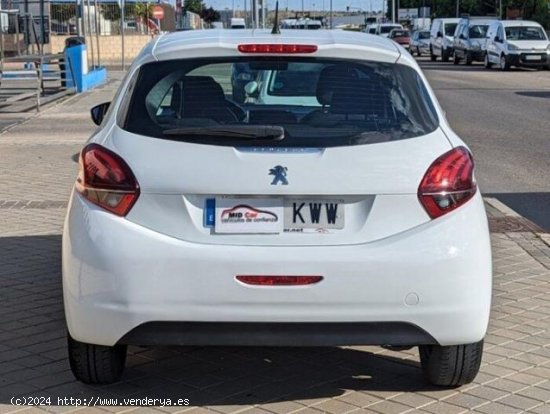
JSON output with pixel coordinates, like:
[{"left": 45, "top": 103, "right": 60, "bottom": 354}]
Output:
[
  {"left": 236, "top": 275, "right": 323, "bottom": 286},
  {"left": 418, "top": 146, "right": 477, "bottom": 219},
  {"left": 238, "top": 44, "right": 318, "bottom": 54},
  {"left": 76, "top": 144, "right": 140, "bottom": 216}
]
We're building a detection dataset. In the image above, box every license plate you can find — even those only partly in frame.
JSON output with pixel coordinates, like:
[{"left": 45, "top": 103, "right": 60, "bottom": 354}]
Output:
[
  {"left": 284, "top": 199, "right": 344, "bottom": 230},
  {"left": 525, "top": 55, "right": 542, "bottom": 61},
  {"left": 209, "top": 198, "right": 344, "bottom": 233}
]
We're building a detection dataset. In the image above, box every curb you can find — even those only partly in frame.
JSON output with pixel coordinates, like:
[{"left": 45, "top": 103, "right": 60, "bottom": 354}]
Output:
[
  {"left": 484, "top": 197, "right": 521, "bottom": 218},
  {"left": 485, "top": 197, "right": 550, "bottom": 248}
]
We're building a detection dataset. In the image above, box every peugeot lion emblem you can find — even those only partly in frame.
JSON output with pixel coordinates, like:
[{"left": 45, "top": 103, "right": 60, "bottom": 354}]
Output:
[{"left": 269, "top": 165, "right": 288, "bottom": 185}]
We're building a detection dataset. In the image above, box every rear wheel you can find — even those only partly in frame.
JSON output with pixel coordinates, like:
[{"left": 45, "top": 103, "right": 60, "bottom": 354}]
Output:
[
  {"left": 430, "top": 47, "right": 436, "bottom": 61},
  {"left": 484, "top": 53, "right": 493, "bottom": 69},
  {"left": 68, "top": 334, "right": 127, "bottom": 384},
  {"left": 419, "top": 340, "right": 484, "bottom": 387},
  {"left": 465, "top": 51, "right": 473, "bottom": 65},
  {"left": 441, "top": 49, "right": 450, "bottom": 62}
]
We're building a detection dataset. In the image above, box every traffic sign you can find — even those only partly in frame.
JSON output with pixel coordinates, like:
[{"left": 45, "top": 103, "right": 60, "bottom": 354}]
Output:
[{"left": 152, "top": 5, "right": 164, "bottom": 20}]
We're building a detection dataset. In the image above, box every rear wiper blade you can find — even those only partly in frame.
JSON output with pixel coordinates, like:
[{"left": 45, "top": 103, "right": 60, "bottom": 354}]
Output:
[{"left": 162, "top": 125, "right": 285, "bottom": 141}]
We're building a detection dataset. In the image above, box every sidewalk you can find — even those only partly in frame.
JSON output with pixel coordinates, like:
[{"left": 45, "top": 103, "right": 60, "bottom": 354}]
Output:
[{"left": 0, "top": 74, "right": 549, "bottom": 414}]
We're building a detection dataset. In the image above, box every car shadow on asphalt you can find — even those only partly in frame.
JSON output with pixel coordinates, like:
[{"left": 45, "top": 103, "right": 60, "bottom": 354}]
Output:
[
  {"left": 0, "top": 235, "right": 443, "bottom": 406},
  {"left": 418, "top": 62, "right": 489, "bottom": 72},
  {"left": 515, "top": 91, "right": 550, "bottom": 99}
]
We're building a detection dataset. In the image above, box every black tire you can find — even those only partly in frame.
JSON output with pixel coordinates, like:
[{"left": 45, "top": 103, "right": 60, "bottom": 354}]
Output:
[
  {"left": 68, "top": 334, "right": 127, "bottom": 384},
  {"left": 419, "top": 340, "right": 483, "bottom": 387},
  {"left": 417, "top": 47, "right": 422, "bottom": 57},
  {"left": 499, "top": 54, "right": 510, "bottom": 71},
  {"left": 465, "top": 51, "right": 473, "bottom": 65},
  {"left": 441, "top": 49, "right": 450, "bottom": 62},
  {"left": 430, "top": 47, "right": 436, "bottom": 61},
  {"left": 453, "top": 53, "right": 460, "bottom": 65},
  {"left": 484, "top": 53, "right": 493, "bottom": 69}
]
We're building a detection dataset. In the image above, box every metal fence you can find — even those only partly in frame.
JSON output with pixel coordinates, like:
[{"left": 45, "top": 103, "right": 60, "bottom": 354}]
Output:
[{"left": 50, "top": 2, "right": 164, "bottom": 36}]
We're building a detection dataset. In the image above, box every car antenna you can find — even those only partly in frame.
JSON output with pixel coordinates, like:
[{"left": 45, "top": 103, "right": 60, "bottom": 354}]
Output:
[{"left": 271, "top": 1, "right": 281, "bottom": 35}]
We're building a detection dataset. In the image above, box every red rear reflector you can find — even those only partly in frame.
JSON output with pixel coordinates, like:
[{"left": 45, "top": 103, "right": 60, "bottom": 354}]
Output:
[
  {"left": 418, "top": 146, "right": 477, "bottom": 219},
  {"left": 238, "top": 44, "right": 318, "bottom": 54},
  {"left": 76, "top": 143, "right": 140, "bottom": 217},
  {"left": 236, "top": 275, "right": 323, "bottom": 286}
]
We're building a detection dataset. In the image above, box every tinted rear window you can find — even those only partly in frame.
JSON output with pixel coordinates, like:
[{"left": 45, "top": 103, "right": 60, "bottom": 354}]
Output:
[
  {"left": 121, "top": 58, "right": 439, "bottom": 148},
  {"left": 381, "top": 25, "right": 401, "bottom": 34}
]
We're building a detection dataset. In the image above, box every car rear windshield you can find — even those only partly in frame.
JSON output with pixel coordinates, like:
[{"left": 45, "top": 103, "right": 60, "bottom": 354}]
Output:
[
  {"left": 418, "top": 31, "right": 430, "bottom": 39},
  {"left": 120, "top": 58, "right": 439, "bottom": 148},
  {"left": 381, "top": 25, "right": 401, "bottom": 34},
  {"left": 505, "top": 26, "right": 547, "bottom": 41}
]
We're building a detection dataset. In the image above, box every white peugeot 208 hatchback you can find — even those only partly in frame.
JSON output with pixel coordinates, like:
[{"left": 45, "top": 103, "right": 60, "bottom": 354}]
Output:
[{"left": 63, "top": 29, "right": 492, "bottom": 386}]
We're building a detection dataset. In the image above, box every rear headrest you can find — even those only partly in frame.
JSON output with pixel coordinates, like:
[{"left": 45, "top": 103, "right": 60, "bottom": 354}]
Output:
[
  {"left": 182, "top": 76, "right": 225, "bottom": 102},
  {"left": 316, "top": 65, "right": 358, "bottom": 106},
  {"left": 330, "top": 80, "right": 389, "bottom": 117}
]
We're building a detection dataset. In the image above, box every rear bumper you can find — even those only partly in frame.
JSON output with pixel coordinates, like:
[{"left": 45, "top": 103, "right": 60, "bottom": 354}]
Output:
[
  {"left": 63, "top": 191, "right": 492, "bottom": 347},
  {"left": 119, "top": 322, "right": 437, "bottom": 347}
]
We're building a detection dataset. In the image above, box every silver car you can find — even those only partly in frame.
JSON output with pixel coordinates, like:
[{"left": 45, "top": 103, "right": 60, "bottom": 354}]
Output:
[
  {"left": 410, "top": 30, "right": 431, "bottom": 56},
  {"left": 453, "top": 18, "right": 496, "bottom": 65}
]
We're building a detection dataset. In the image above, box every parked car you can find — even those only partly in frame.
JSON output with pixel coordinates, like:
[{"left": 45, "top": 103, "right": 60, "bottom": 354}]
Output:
[
  {"left": 410, "top": 29, "right": 431, "bottom": 56},
  {"left": 388, "top": 28, "right": 411, "bottom": 50},
  {"left": 365, "top": 24, "right": 377, "bottom": 34},
  {"left": 64, "top": 29, "right": 491, "bottom": 387},
  {"left": 376, "top": 23, "right": 403, "bottom": 37},
  {"left": 231, "top": 62, "right": 259, "bottom": 103},
  {"left": 484, "top": 20, "right": 550, "bottom": 70},
  {"left": 230, "top": 18, "right": 246, "bottom": 29},
  {"left": 430, "top": 18, "right": 460, "bottom": 61},
  {"left": 452, "top": 17, "right": 496, "bottom": 65},
  {"left": 243, "top": 62, "right": 323, "bottom": 106},
  {"left": 50, "top": 21, "right": 77, "bottom": 35}
]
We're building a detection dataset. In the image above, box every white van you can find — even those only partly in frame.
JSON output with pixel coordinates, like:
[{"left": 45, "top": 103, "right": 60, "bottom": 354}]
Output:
[
  {"left": 230, "top": 18, "right": 246, "bottom": 29},
  {"left": 430, "top": 18, "right": 460, "bottom": 61},
  {"left": 484, "top": 20, "right": 550, "bottom": 70},
  {"left": 365, "top": 24, "right": 378, "bottom": 34}
]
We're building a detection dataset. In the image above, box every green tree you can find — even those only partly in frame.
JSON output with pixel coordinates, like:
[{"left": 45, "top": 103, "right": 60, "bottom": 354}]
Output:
[
  {"left": 200, "top": 7, "right": 220, "bottom": 24},
  {"left": 51, "top": 4, "right": 77, "bottom": 22},
  {"left": 100, "top": 4, "right": 121, "bottom": 22},
  {"left": 184, "top": 0, "right": 204, "bottom": 14}
]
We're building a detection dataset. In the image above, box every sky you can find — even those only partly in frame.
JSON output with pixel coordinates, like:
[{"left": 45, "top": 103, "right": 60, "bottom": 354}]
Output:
[{"left": 204, "top": 0, "right": 387, "bottom": 13}]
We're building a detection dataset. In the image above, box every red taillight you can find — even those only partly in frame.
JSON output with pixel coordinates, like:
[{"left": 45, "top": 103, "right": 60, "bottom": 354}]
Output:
[
  {"left": 236, "top": 275, "right": 323, "bottom": 286},
  {"left": 418, "top": 146, "right": 477, "bottom": 219},
  {"left": 237, "top": 44, "right": 318, "bottom": 54},
  {"left": 76, "top": 144, "right": 140, "bottom": 216}
]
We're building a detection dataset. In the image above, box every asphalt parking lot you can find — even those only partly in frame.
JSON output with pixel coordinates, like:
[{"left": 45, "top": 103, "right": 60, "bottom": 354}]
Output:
[
  {"left": 0, "top": 60, "right": 549, "bottom": 413},
  {"left": 418, "top": 57, "right": 550, "bottom": 230}
]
